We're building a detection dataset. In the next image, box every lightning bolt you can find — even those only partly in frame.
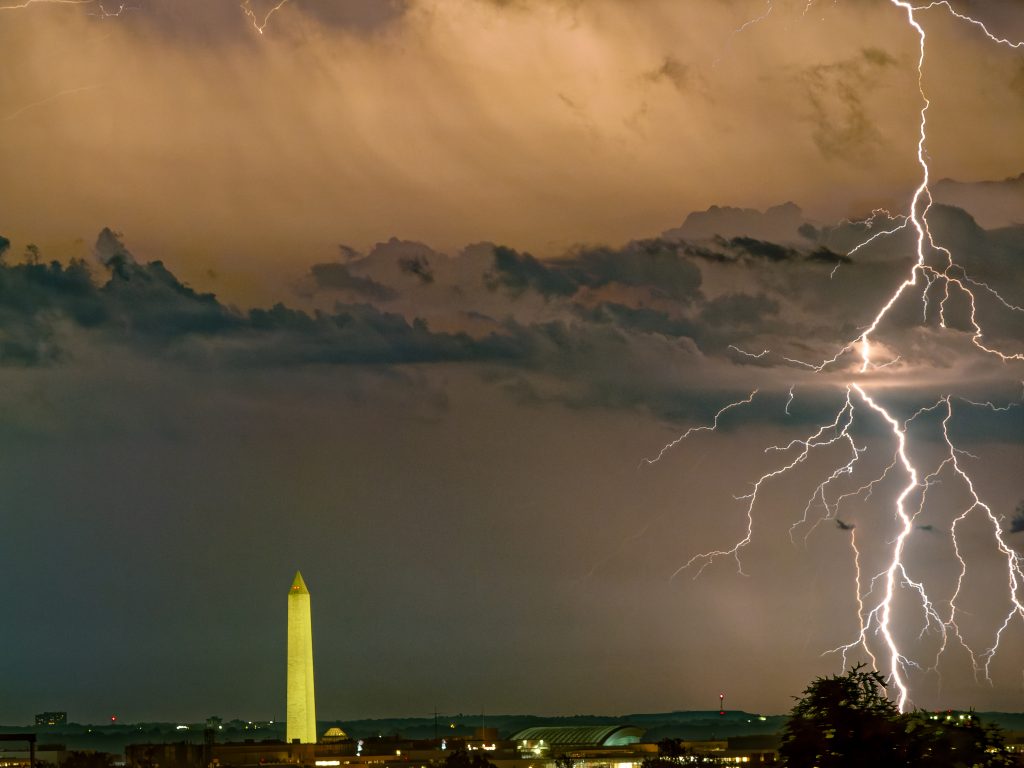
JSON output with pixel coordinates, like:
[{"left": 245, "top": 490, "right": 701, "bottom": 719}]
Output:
[
  {"left": 0, "top": 0, "right": 282, "bottom": 32},
  {"left": 849, "top": 1, "right": 1024, "bottom": 708},
  {"left": 87, "top": 2, "right": 133, "bottom": 17},
  {"left": 728, "top": 345, "right": 771, "bottom": 360},
  {"left": 642, "top": 389, "right": 758, "bottom": 468},
  {"left": 853, "top": 383, "right": 919, "bottom": 710},
  {"left": 937, "top": 398, "right": 1024, "bottom": 683},
  {"left": 0, "top": 0, "right": 130, "bottom": 13},
  {"left": 734, "top": 0, "right": 773, "bottom": 35},
  {"left": 0, "top": 0, "right": 92, "bottom": 9},
  {"left": 1, "top": 85, "right": 99, "bottom": 123},
  {"left": 714, "top": 0, "right": 774, "bottom": 67},
  {"left": 240, "top": 0, "right": 292, "bottom": 35},
  {"left": 653, "top": 0, "right": 1024, "bottom": 712}
]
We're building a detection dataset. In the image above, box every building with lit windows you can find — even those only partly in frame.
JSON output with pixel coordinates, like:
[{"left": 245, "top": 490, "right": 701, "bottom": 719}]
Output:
[
  {"left": 34, "top": 713, "right": 67, "bottom": 727},
  {"left": 124, "top": 727, "right": 780, "bottom": 768}
]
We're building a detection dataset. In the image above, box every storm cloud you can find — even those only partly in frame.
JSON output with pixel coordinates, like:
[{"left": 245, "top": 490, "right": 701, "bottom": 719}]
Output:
[
  {"left": 2, "top": 0, "right": 1023, "bottom": 724},
  {"left": 1, "top": 201, "right": 1020, "bottom": 427}
]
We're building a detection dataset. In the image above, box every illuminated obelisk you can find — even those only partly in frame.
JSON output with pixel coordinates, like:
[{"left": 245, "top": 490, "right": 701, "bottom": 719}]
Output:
[{"left": 286, "top": 571, "right": 317, "bottom": 744}]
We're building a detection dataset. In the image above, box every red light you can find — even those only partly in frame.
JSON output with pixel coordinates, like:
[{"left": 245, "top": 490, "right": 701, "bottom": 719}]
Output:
[{"left": 111, "top": 716, "right": 117, "bottom": 722}]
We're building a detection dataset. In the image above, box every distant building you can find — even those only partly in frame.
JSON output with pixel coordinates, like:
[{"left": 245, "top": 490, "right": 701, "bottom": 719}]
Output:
[
  {"left": 35, "top": 713, "right": 67, "bottom": 727},
  {"left": 320, "top": 728, "right": 350, "bottom": 745},
  {"left": 0, "top": 744, "right": 76, "bottom": 768},
  {"left": 124, "top": 729, "right": 784, "bottom": 768},
  {"left": 510, "top": 725, "right": 646, "bottom": 755},
  {"left": 1005, "top": 731, "right": 1024, "bottom": 762}
]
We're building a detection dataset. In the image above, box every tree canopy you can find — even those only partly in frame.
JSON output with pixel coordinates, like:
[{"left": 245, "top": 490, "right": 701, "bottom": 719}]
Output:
[{"left": 780, "top": 665, "right": 1012, "bottom": 767}]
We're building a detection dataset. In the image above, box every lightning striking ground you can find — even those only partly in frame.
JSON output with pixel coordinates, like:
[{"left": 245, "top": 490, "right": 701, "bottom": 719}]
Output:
[{"left": 652, "top": 0, "right": 1024, "bottom": 711}]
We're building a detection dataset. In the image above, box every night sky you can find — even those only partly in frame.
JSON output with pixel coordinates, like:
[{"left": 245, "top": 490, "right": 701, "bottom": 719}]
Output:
[{"left": 1, "top": 0, "right": 1022, "bottom": 724}]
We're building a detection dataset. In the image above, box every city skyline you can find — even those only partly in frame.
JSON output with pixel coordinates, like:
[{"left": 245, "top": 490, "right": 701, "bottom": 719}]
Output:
[{"left": 0, "top": 0, "right": 1022, "bottom": 723}]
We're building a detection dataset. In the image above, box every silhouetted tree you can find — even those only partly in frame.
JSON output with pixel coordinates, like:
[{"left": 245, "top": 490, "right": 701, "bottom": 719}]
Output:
[{"left": 780, "top": 665, "right": 1011, "bottom": 767}]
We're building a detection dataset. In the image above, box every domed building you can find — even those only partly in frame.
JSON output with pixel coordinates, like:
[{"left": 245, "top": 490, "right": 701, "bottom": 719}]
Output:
[{"left": 320, "top": 728, "right": 350, "bottom": 745}]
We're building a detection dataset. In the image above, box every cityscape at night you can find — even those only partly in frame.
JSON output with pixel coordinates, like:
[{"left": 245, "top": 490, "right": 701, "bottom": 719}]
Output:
[{"left": 1, "top": 0, "right": 1022, "bottom": 765}]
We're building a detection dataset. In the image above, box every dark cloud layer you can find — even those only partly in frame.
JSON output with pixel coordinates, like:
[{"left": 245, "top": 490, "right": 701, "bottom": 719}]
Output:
[
  {"left": 308, "top": 262, "right": 399, "bottom": 302},
  {"left": 397, "top": 254, "right": 434, "bottom": 284},
  {"left": 0, "top": 230, "right": 514, "bottom": 368},
  {"left": 486, "top": 241, "right": 704, "bottom": 303},
  {"left": 1, "top": 203, "right": 1020, "bottom": 429}
]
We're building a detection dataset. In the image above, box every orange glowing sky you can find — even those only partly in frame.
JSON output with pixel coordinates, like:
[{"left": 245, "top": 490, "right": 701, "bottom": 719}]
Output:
[{"left": 2, "top": 0, "right": 1022, "bottom": 303}]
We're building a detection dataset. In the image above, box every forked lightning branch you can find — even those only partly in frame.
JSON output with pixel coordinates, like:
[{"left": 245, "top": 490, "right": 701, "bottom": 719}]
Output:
[{"left": 648, "top": 0, "right": 1024, "bottom": 712}]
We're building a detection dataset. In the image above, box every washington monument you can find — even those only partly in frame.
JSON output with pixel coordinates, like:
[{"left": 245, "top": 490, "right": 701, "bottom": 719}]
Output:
[{"left": 287, "top": 571, "right": 317, "bottom": 744}]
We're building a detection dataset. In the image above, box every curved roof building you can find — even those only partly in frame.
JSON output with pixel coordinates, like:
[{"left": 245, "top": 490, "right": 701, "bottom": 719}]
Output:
[{"left": 509, "top": 725, "right": 645, "bottom": 747}]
